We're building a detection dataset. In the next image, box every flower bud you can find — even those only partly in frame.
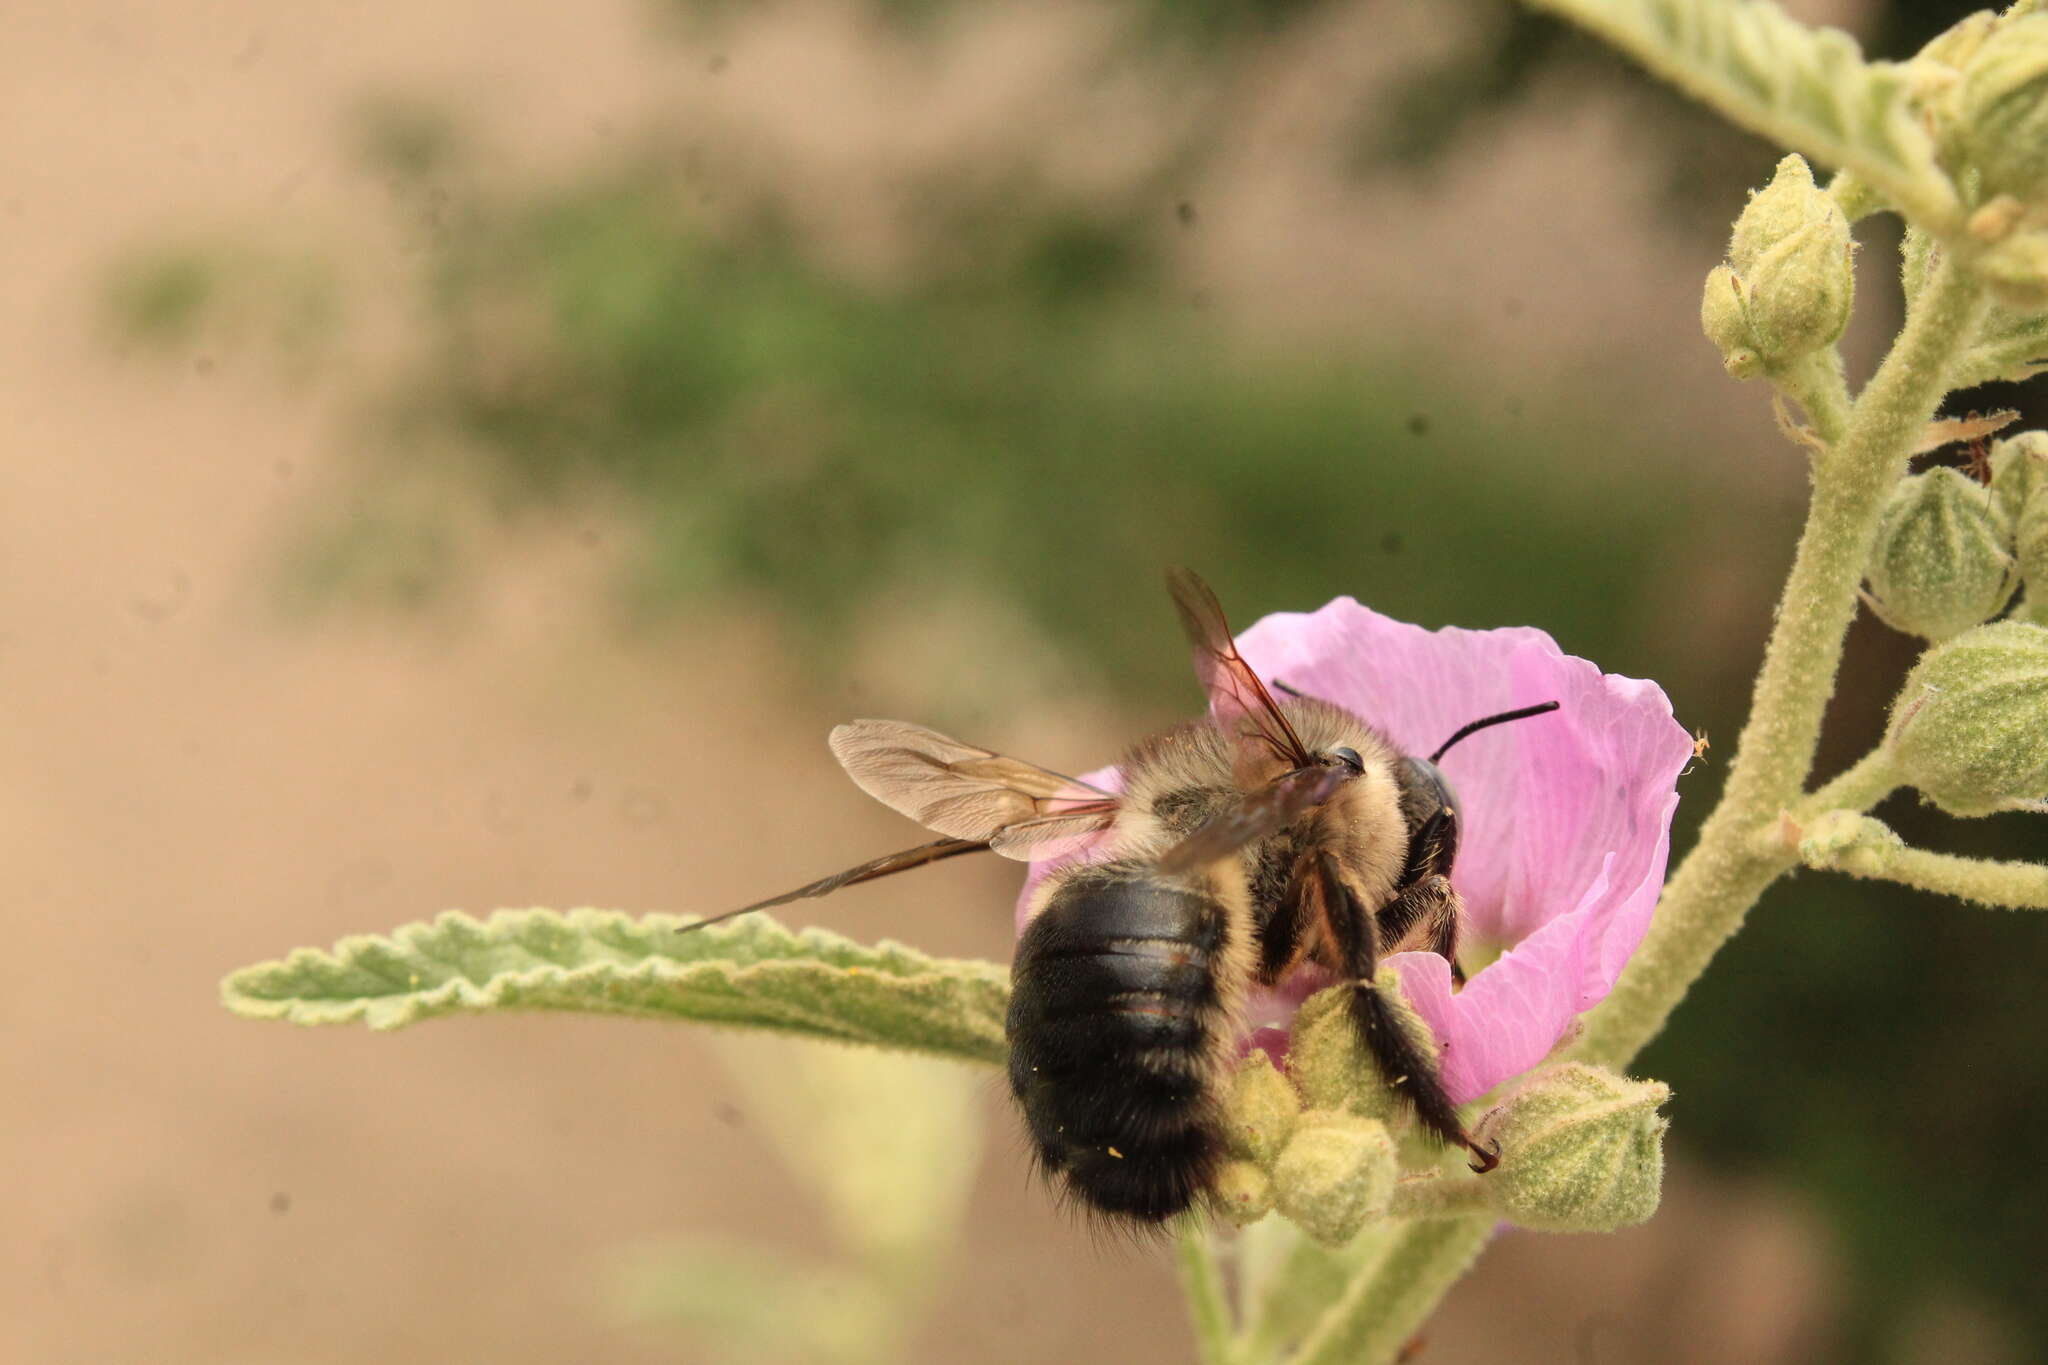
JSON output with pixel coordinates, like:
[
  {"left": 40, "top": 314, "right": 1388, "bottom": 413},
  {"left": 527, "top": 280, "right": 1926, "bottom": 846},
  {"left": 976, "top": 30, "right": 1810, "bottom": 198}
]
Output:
[
  {"left": 1989, "top": 430, "right": 2048, "bottom": 526},
  {"left": 1888, "top": 621, "right": 2048, "bottom": 815},
  {"left": 1286, "top": 976, "right": 1436, "bottom": 1127},
  {"left": 1475, "top": 1063, "right": 1669, "bottom": 1234},
  {"left": 1795, "top": 810, "right": 1904, "bottom": 878},
  {"left": 1700, "top": 264, "right": 1764, "bottom": 380},
  {"left": 1223, "top": 1050, "right": 1300, "bottom": 1167},
  {"left": 1269, "top": 1111, "right": 1397, "bottom": 1246},
  {"left": 1710, "top": 155, "right": 1854, "bottom": 370},
  {"left": 1915, "top": 8, "right": 1997, "bottom": 76},
  {"left": 1974, "top": 224, "right": 2048, "bottom": 310},
  {"left": 1995, "top": 433, "right": 2048, "bottom": 591},
  {"left": 1961, "top": 14, "right": 2048, "bottom": 205},
  {"left": 1210, "top": 1159, "right": 1274, "bottom": 1227},
  {"left": 1864, "top": 467, "right": 2020, "bottom": 641}
]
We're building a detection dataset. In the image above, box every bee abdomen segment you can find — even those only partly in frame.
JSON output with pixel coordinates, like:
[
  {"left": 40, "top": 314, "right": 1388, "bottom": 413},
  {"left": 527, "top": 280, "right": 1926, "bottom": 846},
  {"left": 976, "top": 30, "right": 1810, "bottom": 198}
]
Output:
[{"left": 1007, "top": 866, "right": 1234, "bottom": 1224}]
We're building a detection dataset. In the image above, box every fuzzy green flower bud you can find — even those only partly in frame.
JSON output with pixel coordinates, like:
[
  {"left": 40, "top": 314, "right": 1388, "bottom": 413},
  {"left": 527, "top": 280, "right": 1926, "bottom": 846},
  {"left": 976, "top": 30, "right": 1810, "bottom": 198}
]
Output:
[
  {"left": 1705, "top": 156, "right": 1854, "bottom": 373},
  {"left": 1269, "top": 1111, "right": 1397, "bottom": 1247},
  {"left": 1974, "top": 223, "right": 2048, "bottom": 310},
  {"left": 2023, "top": 504, "right": 2048, "bottom": 594},
  {"left": 1210, "top": 1159, "right": 1274, "bottom": 1226},
  {"left": 1796, "top": 810, "right": 1904, "bottom": 878},
  {"left": 1990, "top": 431, "right": 2048, "bottom": 526},
  {"left": 1700, "top": 264, "right": 1764, "bottom": 379},
  {"left": 1864, "top": 467, "right": 2020, "bottom": 641},
  {"left": 1915, "top": 7, "right": 1997, "bottom": 76},
  {"left": 1961, "top": 14, "right": 2048, "bottom": 205},
  {"left": 1222, "top": 1051, "right": 1300, "bottom": 1167},
  {"left": 1888, "top": 621, "right": 2048, "bottom": 815},
  {"left": 1475, "top": 1063, "right": 1669, "bottom": 1234},
  {"left": 1993, "top": 433, "right": 2048, "bottom": 591},
  {"left": 1287, "top": 976, "right": 1435, "bottom": 1126}
]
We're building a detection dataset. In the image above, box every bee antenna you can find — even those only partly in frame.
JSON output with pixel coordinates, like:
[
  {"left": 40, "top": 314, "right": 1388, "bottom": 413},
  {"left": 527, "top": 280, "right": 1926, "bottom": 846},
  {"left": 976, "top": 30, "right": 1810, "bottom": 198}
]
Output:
[{"left": 1428, "top": 701, "right": 1560, "bottom": 764}]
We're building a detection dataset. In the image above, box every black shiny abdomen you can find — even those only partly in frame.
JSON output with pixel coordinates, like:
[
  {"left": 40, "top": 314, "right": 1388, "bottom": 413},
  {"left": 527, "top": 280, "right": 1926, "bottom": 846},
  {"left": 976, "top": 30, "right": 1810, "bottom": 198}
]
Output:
[{"left": 1006, "top": 866, "right": 1227, "bottom": 1223}]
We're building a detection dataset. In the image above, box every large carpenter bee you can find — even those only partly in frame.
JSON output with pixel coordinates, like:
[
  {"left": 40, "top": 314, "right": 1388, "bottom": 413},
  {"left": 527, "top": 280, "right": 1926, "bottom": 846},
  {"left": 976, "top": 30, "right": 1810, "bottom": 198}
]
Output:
[{"left": 687, "top": 569, "right": 1555, "bottom": 1225}]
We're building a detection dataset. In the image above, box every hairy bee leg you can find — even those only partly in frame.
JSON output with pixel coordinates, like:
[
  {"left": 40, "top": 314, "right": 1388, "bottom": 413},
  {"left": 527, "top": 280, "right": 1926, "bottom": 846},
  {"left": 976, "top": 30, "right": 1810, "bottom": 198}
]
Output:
[
  {"left": 1313, "top": 854, "right": 1497, "bottom": 1174},
  {"left": 1259, "top": 854, "right": 1319, "bottom": 983},
  {"left": 1375, "top": 874, "right": 1468, "bottom": 987},
  {"left": 1419, "top": 881, "right": 1470, "bottom": 989}
]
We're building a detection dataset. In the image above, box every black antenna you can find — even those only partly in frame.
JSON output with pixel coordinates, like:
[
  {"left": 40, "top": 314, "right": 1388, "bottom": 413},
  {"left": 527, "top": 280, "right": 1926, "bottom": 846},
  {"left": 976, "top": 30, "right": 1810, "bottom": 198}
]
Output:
[{"left": 1429, "top": 701, "right": 1560, "bottom": 764}]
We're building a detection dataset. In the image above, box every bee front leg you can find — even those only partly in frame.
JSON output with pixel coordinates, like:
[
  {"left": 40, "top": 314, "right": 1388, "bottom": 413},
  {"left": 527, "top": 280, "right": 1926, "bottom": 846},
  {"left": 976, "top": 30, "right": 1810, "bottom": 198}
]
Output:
[
  {"left": 1375, "top": 874, "right": 1468, "bottom": 987},
  {"left": 1311, "top": 854, "right": 1498, "bottom": 1174}
]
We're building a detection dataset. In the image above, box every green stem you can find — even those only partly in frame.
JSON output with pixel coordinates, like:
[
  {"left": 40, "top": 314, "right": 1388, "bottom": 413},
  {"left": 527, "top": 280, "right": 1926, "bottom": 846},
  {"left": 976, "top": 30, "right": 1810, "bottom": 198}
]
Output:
[
  {"left": 1288, "top": 1217, "right": 1492, "bottom": 1365},
  {"left": 1815, "top": 845, "right": 2048, "bottom": 909},
  {"left": 1773, "top": 348, "right": 1854, "bottom": 446},
  {"left": 1175, "top": 1221, "right": 1236, "bottom": 1365},
  {"left": 1385, "top": 1176, "right": 1492, "bottom": 1220},
  {"left": 1796, "top": 746, "right": 1903, "bottom": 820},
  {"left": 1576, "top": 255, "right": 1987, "bottom": 1070},
  {"left": 1238, "top": 1225, "right": 1394, "bottom": 1365}
]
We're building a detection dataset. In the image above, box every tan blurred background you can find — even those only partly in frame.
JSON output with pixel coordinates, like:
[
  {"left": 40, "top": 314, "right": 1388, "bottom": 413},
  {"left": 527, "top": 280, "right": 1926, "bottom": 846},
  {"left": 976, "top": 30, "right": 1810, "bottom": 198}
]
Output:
[{"left": 3, "top": 1, "right": 2040, "bottom": 1362}]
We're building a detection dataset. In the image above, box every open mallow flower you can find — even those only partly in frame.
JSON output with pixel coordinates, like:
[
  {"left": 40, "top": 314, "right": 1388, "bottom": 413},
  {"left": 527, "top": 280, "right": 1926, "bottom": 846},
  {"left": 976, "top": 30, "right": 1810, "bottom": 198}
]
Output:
[{"left": 1018, "top": 596, "right": 1692, "bottom": 1108}]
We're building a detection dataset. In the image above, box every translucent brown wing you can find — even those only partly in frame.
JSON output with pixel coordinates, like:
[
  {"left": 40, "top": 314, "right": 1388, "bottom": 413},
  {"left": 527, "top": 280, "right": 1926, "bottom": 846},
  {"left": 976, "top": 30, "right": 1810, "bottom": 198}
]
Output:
[
  {"left": 829, "top": 719, "right": 1119, "bottom": 862},
  {"left": 1166, "top": 567, "right": 1314, "bottom": 771},
  {"left": 1154, "top": 763, "right": 1355, "bottom": 875}
]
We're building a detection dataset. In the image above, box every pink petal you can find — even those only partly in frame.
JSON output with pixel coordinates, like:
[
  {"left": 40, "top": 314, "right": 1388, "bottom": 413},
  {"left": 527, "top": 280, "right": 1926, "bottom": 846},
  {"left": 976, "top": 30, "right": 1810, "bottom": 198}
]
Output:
[{"left": 1016, "top": 596, "right": 1693, "bottom": 1104}]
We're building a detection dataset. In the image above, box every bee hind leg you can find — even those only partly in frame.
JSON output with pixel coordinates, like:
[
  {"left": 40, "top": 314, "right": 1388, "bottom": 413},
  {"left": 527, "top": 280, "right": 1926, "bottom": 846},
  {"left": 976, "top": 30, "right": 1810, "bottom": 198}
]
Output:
[{"left": 1312, "top": 855, "right": 1497, "bottom": 1174}]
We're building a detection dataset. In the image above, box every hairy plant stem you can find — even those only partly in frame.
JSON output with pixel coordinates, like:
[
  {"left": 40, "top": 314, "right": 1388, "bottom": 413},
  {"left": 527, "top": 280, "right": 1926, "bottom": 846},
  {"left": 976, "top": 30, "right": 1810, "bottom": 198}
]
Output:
[
  {"left": 1289, "top": 1218, "right": 1491, "bottom": 1365},
  {"left": 1814, "top": 845, "right": 2048, "bottom": 909},
  {"left": 1175, "top": 1221, "right": 1236, "bottom": 1365},
  {"left": 1577, "top": 256, "right": 1987, "bottom": 1069},
  {"left": 1773, "top": 348, "right": 1853, "bottom": 446},
  {"left": 1796, "top": 746, "right": 1903, "bottom": 820},
  {"left": 1286, "top": 257, "right": 1988, "bottom": 1365}
]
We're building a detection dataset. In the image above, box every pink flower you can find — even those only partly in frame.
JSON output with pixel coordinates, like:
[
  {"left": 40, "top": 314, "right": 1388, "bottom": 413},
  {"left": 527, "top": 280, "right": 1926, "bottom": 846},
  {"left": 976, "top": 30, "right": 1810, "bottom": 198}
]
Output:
[{"left": 1017, "top": 596, "right": 1692, "bottom": 1104}]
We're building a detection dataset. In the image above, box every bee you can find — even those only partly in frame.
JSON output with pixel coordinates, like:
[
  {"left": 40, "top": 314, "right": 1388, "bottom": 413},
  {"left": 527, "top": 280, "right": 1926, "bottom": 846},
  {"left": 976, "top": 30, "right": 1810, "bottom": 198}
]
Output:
[{"left": 687, "top": 569, "right": 1557, "bottom": 1225}]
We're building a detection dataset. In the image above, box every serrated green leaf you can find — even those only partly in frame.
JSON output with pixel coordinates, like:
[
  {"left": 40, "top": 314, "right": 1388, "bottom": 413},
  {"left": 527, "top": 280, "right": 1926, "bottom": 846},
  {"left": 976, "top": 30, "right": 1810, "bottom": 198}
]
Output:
[
  {"left": 221, "top": 909, "right": 1012, "bottom": 1065},
  {"left": 1528, "top": 0, "right": 1962, "bottom": 234},
  {"left": 1953, "top": 306, "right": 2048, "bottom": 388}
]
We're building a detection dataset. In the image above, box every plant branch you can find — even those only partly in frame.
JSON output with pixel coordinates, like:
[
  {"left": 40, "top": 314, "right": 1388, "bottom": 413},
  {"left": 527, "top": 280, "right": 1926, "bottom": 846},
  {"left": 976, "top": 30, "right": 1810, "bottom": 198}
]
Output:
[
  {"left": 1810, "top": 844, "right": 2048, "bottom": 909},
  {"left": 1796, "top": 746, "right": 1903, "bottom": 820},
  {"left": 1573, "top": 255, "right": 1988, "bottom": 1070},
  {"left": 1773, "top": 348, "right": 1854, "bottom": 446},
  {"left": 1288, "top": 1217, "right": 1492, "bottom": 1365}
]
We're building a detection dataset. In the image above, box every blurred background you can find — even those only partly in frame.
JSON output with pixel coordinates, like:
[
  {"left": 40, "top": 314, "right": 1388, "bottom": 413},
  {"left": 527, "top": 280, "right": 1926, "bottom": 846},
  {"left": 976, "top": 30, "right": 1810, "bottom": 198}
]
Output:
[{"left": 6, "top": 0, "right": 2047, "bottom": 1360}]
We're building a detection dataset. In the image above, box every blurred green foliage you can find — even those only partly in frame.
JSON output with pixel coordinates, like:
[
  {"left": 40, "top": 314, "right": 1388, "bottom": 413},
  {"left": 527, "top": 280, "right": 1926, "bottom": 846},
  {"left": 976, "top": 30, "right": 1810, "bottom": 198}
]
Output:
[
  {"left": 231, "top": 109, "right": 1735, "bottom": 707},
  {"left": 104, "top": 7, "right": 2048, "bottom": 1352},
  {"left": 104, "top": 239, "right": 340, "bottom": 369}
]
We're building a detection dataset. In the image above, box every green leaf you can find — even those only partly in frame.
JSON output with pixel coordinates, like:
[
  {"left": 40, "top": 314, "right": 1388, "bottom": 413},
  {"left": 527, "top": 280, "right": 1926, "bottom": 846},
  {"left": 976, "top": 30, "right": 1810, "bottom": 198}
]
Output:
[
  {"left": 221, "top": 909, "right": 1012, "bottom": 1065},
  {"left": 1527, "top": 0, "right": 1962, "bottom": 234}
]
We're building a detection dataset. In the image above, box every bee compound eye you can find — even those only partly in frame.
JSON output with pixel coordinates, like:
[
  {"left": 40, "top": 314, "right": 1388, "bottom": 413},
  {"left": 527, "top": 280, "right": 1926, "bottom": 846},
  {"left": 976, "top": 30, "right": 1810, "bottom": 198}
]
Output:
[{"left": 1332, "top": 746, "right": 1364, "bottom": 772}]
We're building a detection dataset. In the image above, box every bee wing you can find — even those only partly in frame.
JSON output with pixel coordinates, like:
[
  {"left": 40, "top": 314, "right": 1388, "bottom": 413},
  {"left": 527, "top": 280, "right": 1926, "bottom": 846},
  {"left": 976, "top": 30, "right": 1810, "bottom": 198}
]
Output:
[
  {"left": 1154, "top": 763, "right": 1354, "bottom": 876},
  {"left": 1167, "top": 567, "right": 1315, "bottom": 771},
  {"left": 830, "top": 719, "right": 1119, "bottom": 861}
]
